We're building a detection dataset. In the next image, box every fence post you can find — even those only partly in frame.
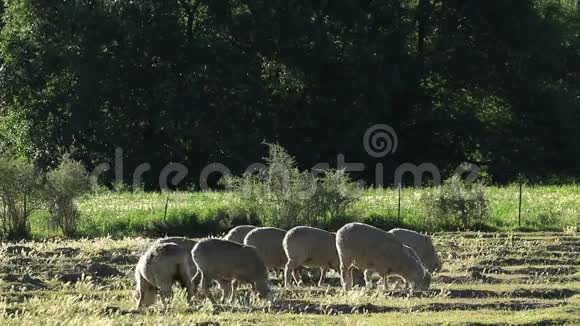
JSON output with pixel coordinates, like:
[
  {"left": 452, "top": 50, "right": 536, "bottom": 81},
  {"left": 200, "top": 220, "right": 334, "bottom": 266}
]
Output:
[
  {"left": 518, "top": 182, "right": 523, "bottom": 227},
  {"left": 164, "top": 195, "right": 170, "bottom": 223},
  {"left": 397, "top": 183, "right": 402, "bottom": 225}
]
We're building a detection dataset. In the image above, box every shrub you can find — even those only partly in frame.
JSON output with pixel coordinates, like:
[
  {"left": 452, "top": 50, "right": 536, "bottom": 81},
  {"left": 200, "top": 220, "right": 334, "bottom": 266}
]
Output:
[
  {"left": 422, "top": 175, "right": 490, "bottom": 230},
  {"left": 225, "top": 144, "right": 361, "bottom": 229},
  {"left": 44, "top": 156, "right": 91, "bottom": 236},
  {"left": 0, "top": 156, "right": 42, "bottom": 238},
  {"left": 305, "top": 169, "right": 362, "bottom": 226}
]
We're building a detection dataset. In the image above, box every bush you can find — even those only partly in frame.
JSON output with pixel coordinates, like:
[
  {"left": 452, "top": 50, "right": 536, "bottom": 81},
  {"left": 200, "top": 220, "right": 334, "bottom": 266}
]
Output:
[
  {"left": 422, "top": 175, "right": 490, "bottom": 231},
  {"left": 44, "top": 156, "right": 91, "bottom": 236},
  {"left": 226, "top": 144, "right": 361, "bottom": 229},
  {"left": 304, "top": 169, "right": 362, "bottom": 226},
  {"left": 0, "top": 156, "right": 42, "bottom": 238}
]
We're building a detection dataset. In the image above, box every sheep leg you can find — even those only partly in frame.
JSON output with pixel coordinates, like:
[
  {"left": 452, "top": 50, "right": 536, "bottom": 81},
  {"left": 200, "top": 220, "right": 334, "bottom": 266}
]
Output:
[
  {"left": 158, "top": 280, "right": 173, "bottom": 306},
  {"left": 191, "top": 268, "right": 201, "bottom": 290},
  {"left": 179, "top": 262, "right": 196, "bottom": 304},
  {"left": 292, "top": 269, "right": 303, "bottom": 285},
  {"left": 199, "top": 273, "right": 216, "bottom": 304},
  {"left": 318, "top": 268, "right": 326, "bottom": 287},
  {"left": 230, "top": 280, "right": 237, "bottom": 302},
  {"left": 217, "top": 279, "right": 231, "bottom": 303},
  {"left": 269, "top": 268, "right": 280, "bottom": 279},
  {"left": 136, "top": 275, "right": 157, "bottom": 309},
  {"left": 382, "top": 273, "right": 389, "bottom": 290},
  {"left": 340, "top": 260, "right": 353, "bottom": 290},
  {"left": 364, "top": 269, "right": 374, "bottom": 289},
  {"left": 188, "top": 259, "right": 200, "bottom": 295},
  {"left": 348, "top": 267, "right": 354, "bottom": 289},
  {"left": 284, "top": 259, "right": 299, "bottom": 287}
]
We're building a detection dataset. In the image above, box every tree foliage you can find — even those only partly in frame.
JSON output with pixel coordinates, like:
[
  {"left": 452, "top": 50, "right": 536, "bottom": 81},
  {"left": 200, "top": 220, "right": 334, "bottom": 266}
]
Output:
[{"left": 0, "top": 0, "right": 578, "bottom": 187}]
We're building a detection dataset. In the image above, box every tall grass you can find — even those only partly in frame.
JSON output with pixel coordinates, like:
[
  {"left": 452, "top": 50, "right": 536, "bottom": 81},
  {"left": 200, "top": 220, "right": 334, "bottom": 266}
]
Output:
[{"left": 27, "top": 185, "right": 580, "bottom": 238}]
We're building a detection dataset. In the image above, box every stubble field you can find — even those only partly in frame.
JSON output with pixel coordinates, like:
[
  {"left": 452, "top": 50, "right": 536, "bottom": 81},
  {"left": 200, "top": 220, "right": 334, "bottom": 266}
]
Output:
[{"left": 1, "top": 232, "right": 579, "bottom": 325}]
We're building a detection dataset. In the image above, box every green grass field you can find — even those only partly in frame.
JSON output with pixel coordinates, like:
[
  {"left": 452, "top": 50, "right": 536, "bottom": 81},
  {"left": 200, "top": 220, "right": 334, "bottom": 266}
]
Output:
[
  {"left": 1, "top": 232, "right": 579, "bottom": 325},
  {"left": 27, "top": 185, "right": 580, "bottom": 238}
]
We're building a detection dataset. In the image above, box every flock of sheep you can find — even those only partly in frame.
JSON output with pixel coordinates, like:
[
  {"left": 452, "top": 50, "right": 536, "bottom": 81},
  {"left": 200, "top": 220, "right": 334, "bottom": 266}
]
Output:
[{"left": 134, "top": 223, "right": 441, "bottom": 309}]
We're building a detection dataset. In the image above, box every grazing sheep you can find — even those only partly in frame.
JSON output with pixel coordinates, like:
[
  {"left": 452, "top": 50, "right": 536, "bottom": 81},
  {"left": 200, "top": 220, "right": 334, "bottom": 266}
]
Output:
[
  {"left": 192, "top": 238, "right": 271, "bottom": 303},
  {"left": 283, "top": 226, "right": 339, "bottom": 287},
  {"left": 363, "top": 245, "right": 425, "bottom": 289},
  {"left": 336, "top": 222, "right": 431, "bottom": 291},
  {"left": 389, "top": 228, "right": 441, "bottom": 272},
  {"left": 223, "top": 225, "right": 257, "bottom": 244},
  {"left": 363, "top": 228, "right": 441, "bottom": 289},
  {"left": 243, "top": 227, "right": 287, "bottom": 271},
  {"left": 135, "top": 242, "right": 196, "bottom": 309},
  {"left": 154, "top": 236, "right": 200, "bottom": 286}
]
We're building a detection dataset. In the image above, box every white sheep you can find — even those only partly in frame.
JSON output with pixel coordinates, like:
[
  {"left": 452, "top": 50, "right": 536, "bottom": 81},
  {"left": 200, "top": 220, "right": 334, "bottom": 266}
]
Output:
[
  {"left": 389, "top": 228, "right": 441, "bottom": 272},
  {"left": 363, "top": 228, "right": 441, "bottom": 289},
  {"left": 192, "top": 238, "right": 271, "bottom": 303},
  {"left": 134, "top": 242, "right": 196, "bottom": 309},
  {"left": 223, "top": 225, "right": 257, "bottom": 244},
  {"left": 154, "top": 236, "right": 200, "bottom": 285},
  {"left": 336, "top": 222, "right": 431, "bottom": 291},
  {"left": 243, "top": 227, "right": 287, "bottom": 271},
  {"left": 283, "top": 226, "right": 339, "bottom": 287}
]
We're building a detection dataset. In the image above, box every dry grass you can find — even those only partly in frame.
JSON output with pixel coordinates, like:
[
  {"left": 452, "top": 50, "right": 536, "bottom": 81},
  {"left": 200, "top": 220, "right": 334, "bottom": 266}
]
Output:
[{"left": 1, "top": 232, "right": 579, "bottom": 325}]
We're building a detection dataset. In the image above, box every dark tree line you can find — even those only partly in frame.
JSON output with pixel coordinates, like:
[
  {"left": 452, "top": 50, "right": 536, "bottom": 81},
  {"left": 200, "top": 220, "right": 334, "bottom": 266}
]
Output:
[{"left": 0, "top": 0, "right": 579, "bottom": 188}]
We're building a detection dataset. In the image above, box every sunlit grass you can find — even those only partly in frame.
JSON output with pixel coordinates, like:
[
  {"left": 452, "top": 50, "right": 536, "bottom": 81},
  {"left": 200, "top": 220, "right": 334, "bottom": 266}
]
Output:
[{"left": 26, "top": 185, "right": 580, "bottom": 238}]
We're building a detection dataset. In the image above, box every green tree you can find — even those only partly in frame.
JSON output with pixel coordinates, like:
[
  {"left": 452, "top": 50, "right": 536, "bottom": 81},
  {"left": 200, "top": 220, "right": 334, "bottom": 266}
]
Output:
[{"left": 0, "top": 0, "right": 578, "bottom": 188}]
